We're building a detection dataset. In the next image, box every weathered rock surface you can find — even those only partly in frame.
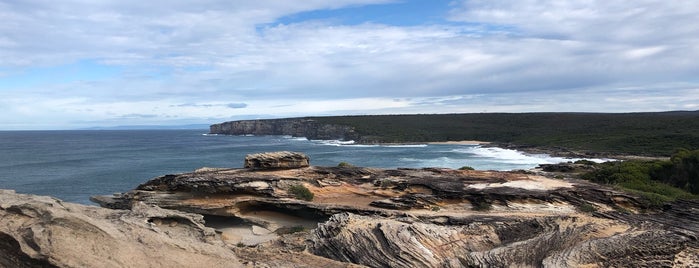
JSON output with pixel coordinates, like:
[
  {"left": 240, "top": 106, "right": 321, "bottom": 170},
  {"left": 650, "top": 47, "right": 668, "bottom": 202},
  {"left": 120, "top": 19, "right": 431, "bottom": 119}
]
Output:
[
  {"left": 244, "top": 151, "right": 310, "bottom": 170},
  {"left": 210, "top": 119, "right": 358, "bottom": 141},
  {"left": 0, "top": 190, "right": 242, "bottom": 268},
  {"left": 91, "top": 163, "right": 699, "bottom": 267}
]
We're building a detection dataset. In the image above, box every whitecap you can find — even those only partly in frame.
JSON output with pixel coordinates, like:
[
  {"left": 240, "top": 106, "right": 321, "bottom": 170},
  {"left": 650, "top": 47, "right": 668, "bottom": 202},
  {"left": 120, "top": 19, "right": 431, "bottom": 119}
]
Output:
[
  {"left": 310, "top": 139, "right": 357, "bottom": 146},
  {"left": 383, "top": 144, "right": 428, "bottom": 148},
  {"left": 453, "top": 146, "right": 613, "bottom": 165}
]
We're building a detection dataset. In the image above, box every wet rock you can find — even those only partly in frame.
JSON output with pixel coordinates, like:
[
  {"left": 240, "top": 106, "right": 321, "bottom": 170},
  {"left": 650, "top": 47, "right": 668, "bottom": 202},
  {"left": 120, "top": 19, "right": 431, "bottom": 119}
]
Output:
[{"left": 244, "top": 151, "right": 310, "bottom": 170}]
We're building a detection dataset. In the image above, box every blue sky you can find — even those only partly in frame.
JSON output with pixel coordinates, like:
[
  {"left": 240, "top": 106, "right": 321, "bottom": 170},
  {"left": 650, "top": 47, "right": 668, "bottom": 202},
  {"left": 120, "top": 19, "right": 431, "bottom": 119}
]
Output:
[{"left": 1, "top": 0, "right": 698, "bottom": 130}]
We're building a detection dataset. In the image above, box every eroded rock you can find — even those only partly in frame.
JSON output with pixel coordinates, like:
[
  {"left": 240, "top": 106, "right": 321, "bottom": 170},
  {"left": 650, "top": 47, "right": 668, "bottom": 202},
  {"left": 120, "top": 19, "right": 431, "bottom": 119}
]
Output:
[
  {"left": 89, "top": 165, "right": 699, "bottom": 267},
  {"left": 244, "top": 151, "right": 310, "bottom": 170},
  {"left": 0, "top": 190, "right": 242, "bottom": 268}
]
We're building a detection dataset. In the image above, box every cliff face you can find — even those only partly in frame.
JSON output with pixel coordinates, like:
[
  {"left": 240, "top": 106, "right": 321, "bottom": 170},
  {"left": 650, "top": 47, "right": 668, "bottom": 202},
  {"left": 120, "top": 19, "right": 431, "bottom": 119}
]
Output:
[{"left": 210, "top": 119, "right": 359, "bottom": 141}]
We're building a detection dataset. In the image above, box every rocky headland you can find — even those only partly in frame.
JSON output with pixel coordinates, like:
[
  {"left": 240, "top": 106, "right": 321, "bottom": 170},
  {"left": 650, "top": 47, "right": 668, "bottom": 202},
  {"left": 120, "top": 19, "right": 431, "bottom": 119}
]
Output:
[
  {"left": 210, "top": 119, "right": 359, "bottom": 141},
  {"left": 3, "top": 151, "right": 698, "bottom": 267}
]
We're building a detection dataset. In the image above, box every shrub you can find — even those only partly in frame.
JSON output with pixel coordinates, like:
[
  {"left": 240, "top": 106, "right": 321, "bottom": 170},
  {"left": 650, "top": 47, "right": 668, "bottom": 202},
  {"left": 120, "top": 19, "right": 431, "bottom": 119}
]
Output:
[
  {"left": 276, "top": 226, "right": 306, "bottom": 234},
  {"left": 574, "top": 159, "right": 597, "bottom": 166},
  {"left": 578, "top": 203, "right": 597, "bottom": 213},
  {"left": 338, "top": 161, "right": 354, "bottom": 167},
  {"left": 459, "top": 166, "right": 475, "bottom": 171},
  {"left": 580, "top": 151, "right": 699, "bottom": 207},
  {"left": 288, "top": 184, "right": 314, "bottom": 201},
  {"left": 471, "top": 200, "right": 492, "bottom": 211}
]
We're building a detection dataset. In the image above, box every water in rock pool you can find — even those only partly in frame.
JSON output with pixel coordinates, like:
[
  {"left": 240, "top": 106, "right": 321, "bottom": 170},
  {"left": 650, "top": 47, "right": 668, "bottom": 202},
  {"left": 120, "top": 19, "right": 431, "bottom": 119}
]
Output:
[{"left": 0, "top": 129, "right": 600, "bottom": 204}]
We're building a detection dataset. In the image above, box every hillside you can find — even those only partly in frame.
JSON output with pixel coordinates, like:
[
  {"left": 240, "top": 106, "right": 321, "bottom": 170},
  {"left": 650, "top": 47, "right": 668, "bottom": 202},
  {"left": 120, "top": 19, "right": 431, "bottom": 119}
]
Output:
[{"left": 211, "top": 111, "right": 699, "bottom": 156}]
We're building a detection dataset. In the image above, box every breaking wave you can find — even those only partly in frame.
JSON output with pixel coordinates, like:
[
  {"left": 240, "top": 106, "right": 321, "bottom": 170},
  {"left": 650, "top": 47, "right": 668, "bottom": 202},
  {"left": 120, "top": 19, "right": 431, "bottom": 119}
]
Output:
[{"left": 452, "top": 146, "right": 611, "bottom": 165}]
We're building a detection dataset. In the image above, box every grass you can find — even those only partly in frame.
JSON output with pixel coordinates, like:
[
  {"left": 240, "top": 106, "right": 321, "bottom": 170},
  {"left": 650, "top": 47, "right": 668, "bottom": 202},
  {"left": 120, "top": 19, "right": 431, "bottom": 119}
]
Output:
[
  {"left": 577, "top": 202, "right": 598, "bottom": 213},
  {"left": 615, "top": 181, "right": 696, "bottom": 208},
  {"left": 579, "top": 152, "right": 699, "bottom": 208},
  {"left": 288, "top": 184, "right": 314, "bottom": 201}
]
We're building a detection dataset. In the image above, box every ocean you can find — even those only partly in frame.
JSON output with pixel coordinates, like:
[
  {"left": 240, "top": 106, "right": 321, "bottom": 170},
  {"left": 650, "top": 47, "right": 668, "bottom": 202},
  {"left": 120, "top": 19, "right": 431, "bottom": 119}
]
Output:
[{"left": 0, "top": 130, "right": 596, "bottom": 204}]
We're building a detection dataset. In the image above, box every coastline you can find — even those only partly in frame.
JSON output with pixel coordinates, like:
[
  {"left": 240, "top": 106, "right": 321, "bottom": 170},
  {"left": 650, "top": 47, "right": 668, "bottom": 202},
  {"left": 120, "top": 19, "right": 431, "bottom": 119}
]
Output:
[{"left": 427, "top": 140, "right": 490, "bottom": 145}]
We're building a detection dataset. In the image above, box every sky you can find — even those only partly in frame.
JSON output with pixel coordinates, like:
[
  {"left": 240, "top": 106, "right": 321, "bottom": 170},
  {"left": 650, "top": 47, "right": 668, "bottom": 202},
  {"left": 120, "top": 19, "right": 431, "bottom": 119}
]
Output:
[{"left": 1, "top": 0, "right": 698, "bottom": 130}]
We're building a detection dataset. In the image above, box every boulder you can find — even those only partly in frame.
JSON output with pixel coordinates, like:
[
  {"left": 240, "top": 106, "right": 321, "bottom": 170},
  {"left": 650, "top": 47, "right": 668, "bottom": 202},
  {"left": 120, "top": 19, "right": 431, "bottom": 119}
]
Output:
[{"left": 244, "top": 151, "right": 310, "bottom": 170}]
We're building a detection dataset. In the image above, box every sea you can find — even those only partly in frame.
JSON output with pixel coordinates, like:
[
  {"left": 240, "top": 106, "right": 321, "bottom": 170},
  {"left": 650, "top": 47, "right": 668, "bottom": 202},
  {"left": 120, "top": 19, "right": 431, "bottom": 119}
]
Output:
[{"left": 0, "top": 130, "right": 603, "bottom": 205}]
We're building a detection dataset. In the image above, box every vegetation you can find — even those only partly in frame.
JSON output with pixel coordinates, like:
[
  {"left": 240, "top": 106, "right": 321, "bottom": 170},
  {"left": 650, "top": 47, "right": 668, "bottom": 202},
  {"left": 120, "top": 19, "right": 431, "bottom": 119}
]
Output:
[
  {"left": 309, "top": 111, "right": 699, "bottom": 156},
  {"left": 458, "top": 166, "right": 475, "bottom": 171},
  {"left": 288, "top": 184, "right": 314, "bottom": 201},
  {"left": 470, "top": 199, "right": 493, "bottom": 211},
  {"left": 577, "top": 203, "right": 598, "bottom": 213},
  {"left": 275, "top": 226, "right": 306, "bottom": 234},
  {"left": 580, "top": 149, "right": 699, "bottom": 207},
  {"left": 337, "top": 161, "right": 354, "bottom": 167}
]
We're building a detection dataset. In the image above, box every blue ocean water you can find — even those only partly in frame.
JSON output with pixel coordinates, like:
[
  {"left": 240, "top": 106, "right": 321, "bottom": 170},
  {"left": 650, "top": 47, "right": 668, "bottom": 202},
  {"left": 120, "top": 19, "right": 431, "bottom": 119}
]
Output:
[{"left": 0, "top": 130, "right": 592, "bottom": 204}]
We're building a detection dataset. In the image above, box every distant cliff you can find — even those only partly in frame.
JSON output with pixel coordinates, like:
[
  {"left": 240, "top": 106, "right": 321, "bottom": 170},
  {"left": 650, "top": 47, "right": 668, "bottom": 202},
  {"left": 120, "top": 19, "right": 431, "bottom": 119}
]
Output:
[{"left": 209, "top": 119, "right": 359, "bottom": 141}]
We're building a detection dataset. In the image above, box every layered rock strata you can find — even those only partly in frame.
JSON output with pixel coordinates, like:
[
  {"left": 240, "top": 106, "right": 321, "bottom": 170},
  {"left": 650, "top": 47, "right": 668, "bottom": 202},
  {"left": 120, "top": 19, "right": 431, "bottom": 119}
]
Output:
[
  {"left": 92, "top": 163, "right": 699, "bottom": 267},
  {"left": 210, "top": 119, "right": 359, "bottom": 141},
  {"left": 0, "top": 190, "right": 242, "bottom": 268},
  {"left": 244, "top": 151, "right": 310, "bottom": 169}
]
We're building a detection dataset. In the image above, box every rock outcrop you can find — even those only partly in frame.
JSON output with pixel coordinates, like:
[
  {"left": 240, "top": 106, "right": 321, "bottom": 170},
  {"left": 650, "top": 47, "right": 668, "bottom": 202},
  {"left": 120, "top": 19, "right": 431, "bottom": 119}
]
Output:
[
  {"left": 0, "top": 190, "right": 242, "bottom": 268},
  {"left": 90, "top": 162, "right": 699, "bottom": 267},
  {"left": 244, "top": 151, "right": 310, "bottom": 170},
  {"left": 210, "top": 118, "right": 359, "bottom": 141}
]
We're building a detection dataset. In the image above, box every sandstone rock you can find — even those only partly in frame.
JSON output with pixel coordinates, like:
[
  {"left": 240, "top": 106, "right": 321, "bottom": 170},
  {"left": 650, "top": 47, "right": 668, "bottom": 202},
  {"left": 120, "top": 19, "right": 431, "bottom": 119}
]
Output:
[
  {"left": 244, "top": 151, "right": 310, "bottom": 170},
  {"left": 311, "top": 213, "right": 698, "bottom": 268},
  {"left": 91, "top": 165, "right": 699, "bottom": 268},
  {"left": 209, "top": 119, "right": 359, "bottom": 141},
  {"left": 0, "top": 190, "right": 242, "bottom": 268}
]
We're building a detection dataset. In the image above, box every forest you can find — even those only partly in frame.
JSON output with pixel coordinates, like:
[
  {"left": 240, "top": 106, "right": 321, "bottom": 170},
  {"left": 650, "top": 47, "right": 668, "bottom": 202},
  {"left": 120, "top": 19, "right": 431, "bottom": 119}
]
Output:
[{"left": 310, "top": 111, "right": 699, "bottom": 156}]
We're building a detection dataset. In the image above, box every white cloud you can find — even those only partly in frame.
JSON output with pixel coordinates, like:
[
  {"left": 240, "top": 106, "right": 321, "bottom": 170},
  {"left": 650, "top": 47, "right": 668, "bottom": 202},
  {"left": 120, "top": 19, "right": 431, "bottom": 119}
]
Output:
[{"left": 1, "top": 0, "right": 698, "bottom": 129}]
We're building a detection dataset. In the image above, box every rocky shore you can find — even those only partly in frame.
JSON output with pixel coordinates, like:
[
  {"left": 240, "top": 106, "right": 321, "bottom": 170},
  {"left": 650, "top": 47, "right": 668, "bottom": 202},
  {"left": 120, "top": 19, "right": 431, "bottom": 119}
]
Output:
[
  {"left": 3, "top": 152, "right": 698, "bottom": 267},
  {"left": 210, "top": 119, "right": 359, "bottom": 141}
]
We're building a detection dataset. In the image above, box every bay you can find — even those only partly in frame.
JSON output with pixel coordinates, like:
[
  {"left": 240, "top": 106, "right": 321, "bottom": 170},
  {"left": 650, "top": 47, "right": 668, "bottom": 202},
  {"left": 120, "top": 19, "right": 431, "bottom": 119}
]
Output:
[{"left": 0, "top": 130, "right": 589, "bottom": 204}]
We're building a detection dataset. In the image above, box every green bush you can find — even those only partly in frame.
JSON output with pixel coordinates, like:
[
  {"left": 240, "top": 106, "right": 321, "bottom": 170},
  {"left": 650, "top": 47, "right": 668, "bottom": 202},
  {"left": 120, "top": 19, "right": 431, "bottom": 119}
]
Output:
[
  {"left": 276, "top": 226, "right": 306, "bottom": 234},
  {"left": 471, "top": 201, "right": 492, "bottom": 211},
  {"left": 574, "top": 159, "right": 597, "bottom": 166},
  {"left": 578, "top": 203, "right": 597, "bottom": 213},
  {"left": 288, "top": 184, "right": 314, "bottom": 201},
  {"left": 459, "top": 166, "right": 475, "bottom": 171},
  {"left": 580, "top": 150, "right": 699, "bottom": 206},
  {"left": 338, "top": 161, "right": 354, "bottom": 167}
]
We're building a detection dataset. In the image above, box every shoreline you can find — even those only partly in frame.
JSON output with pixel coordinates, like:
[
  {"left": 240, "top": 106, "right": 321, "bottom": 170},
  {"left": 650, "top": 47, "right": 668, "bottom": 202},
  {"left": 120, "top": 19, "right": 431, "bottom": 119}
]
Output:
[{"left": 427, "top": 140, "right": 490, "bottom": 145}]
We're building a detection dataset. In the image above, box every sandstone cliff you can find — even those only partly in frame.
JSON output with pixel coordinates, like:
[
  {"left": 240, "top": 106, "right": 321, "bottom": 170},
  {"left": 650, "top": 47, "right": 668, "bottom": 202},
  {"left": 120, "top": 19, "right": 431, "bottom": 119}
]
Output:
[
  {"left": 210, "top": 118, "right": 359, "bottom": 141},
  {"left": 91, "top": 158, "right": 699, "bottom": 268}
]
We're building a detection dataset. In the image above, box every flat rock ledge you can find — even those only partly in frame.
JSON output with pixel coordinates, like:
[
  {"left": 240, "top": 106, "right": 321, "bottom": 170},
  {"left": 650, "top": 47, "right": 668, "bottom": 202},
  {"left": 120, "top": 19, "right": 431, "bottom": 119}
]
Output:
[{"left": 244, "top": 151, "right": 310, "bottom": 170}]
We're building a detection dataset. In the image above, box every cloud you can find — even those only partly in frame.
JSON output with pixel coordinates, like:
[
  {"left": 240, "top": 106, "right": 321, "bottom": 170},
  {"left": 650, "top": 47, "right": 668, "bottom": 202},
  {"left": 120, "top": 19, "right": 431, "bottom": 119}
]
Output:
[
  {"left": 1, "top": 0, "right": 698, "bottom": 129},
  {"left": 118, "top": 113, "right": 158, "bottom": 119},
  {"left": 172, "top": 102, "right": 247, "bottom": 109},
  {"left": 226, "top": 103, "right": 248, "bottom": 109}
]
